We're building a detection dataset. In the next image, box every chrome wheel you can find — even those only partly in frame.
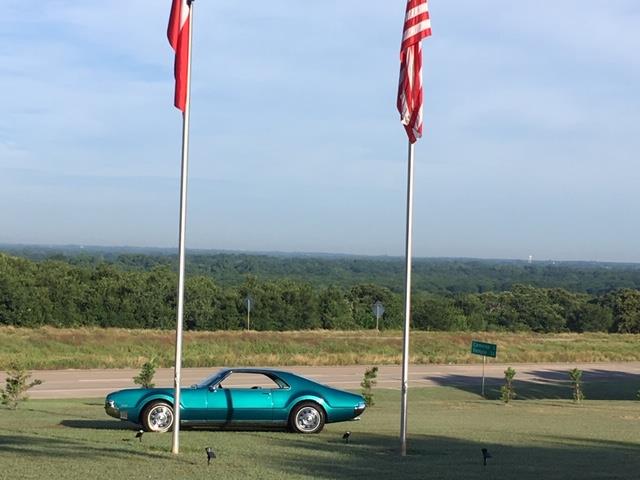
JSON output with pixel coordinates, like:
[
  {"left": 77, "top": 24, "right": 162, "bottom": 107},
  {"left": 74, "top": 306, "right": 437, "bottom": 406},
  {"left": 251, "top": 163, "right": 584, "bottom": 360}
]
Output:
[
  {"left": 145, "top": 403, "right": 174, "bottom": 432},
  {"left": 295, "top": 405, "right": 322, "bottom": 433}
]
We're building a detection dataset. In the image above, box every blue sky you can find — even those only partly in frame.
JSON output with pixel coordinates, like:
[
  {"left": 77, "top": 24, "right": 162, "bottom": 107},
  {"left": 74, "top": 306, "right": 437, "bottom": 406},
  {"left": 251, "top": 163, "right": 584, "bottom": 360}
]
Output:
[{"left": 1, "top": 1, "right": 639, "bottom": 261}]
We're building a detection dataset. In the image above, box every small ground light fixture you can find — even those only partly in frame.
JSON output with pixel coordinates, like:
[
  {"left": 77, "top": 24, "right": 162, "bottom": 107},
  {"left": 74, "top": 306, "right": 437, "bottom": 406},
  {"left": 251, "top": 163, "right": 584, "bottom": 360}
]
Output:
[
  {"left": 206, "top": 447, "right": 216, "bottom": 465},
  {"left": 481, "top": 448, "right": 492, "bottom": 466},
  {"left": 342, "top": 431, "right": 351, "bottom": 444},
  {"left": 135, "top": 430, "right": 144, "bottom": 442}
]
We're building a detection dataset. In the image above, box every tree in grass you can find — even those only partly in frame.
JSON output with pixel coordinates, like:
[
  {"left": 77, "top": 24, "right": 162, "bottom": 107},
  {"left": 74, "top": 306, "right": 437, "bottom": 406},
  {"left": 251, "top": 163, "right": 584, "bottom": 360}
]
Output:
[
  {"left": 360, "top": 366, "right": 378, "bottom": 407},
  {"left": 133, "top": 359, "right": 157, "bottom": 389},
  {"left": 500, "top": 367, "right": 517, "bottom": 403},
  {"left": 1, "top": 364, "right": 43, "bottom": 409},
  {"left": 569, "top": 368, "right": 584, "bottom": 403}
]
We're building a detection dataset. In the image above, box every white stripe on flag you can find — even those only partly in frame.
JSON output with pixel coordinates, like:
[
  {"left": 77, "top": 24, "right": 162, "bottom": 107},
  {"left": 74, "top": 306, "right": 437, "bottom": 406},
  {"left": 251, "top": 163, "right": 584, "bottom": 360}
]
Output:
[
  {"left": 180, "top": 0, "right": 189, "bottom": 27},
  {"left": 402, "top": 20, "right": 431, "bottom": 42},
  {"left": 407, "top": 3, "right": 429, "bottom": 20}
]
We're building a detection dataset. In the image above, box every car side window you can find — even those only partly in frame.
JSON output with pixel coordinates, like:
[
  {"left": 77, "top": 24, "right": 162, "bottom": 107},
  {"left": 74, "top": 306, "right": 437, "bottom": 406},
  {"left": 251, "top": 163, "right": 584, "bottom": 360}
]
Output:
[{"left": 220, "top": 372, "right": 284, "bottom": 389}]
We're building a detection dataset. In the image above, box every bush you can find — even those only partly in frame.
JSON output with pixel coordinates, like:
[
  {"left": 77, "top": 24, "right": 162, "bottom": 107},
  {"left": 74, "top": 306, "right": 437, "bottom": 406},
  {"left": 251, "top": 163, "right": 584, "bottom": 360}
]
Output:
[
  {"left": 569, "top": 368, "right": 584, "bottom": 403},
  {"left": 133, "top": 359, "right": 157, "bottom": 388},
  {"left": 500, "top": 367, "right": 517, "bottom": 403},
  {"left": 360, "top": 366, "right": 378, "bottom": 407},
  {"left": 1, "top": 365, "right": 43, "bottom": 409}
]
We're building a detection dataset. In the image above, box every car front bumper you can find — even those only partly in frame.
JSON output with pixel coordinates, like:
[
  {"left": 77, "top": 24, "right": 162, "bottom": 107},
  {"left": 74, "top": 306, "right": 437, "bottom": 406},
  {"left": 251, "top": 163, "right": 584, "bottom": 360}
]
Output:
[
  {"left": 105, "top": 399, "right": 119, "bottom": 418},
  {"left": 105, "top": 399, "right": 128, "bottom": 420}
]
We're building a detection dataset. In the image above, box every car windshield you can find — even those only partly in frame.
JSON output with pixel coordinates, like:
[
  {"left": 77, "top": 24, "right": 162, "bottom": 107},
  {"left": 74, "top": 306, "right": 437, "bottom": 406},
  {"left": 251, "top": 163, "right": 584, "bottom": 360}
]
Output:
[{"left": 195, "top": 370, "right": 226, "bottom": 389}]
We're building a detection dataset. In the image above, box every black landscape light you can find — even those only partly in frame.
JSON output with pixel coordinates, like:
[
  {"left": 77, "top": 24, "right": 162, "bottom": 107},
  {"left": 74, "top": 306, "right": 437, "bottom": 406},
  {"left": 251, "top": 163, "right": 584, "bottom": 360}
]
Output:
[
  {"left": 136, "top": 430, "right": 144, "bottom": 442},
  {"left": 342, "top": 431, "right": 351, "bottom": 444},
  {"left": 481, "top": 448, "right": 492, "bottom": 466},
  {"left": 205, "top": 447, "right": 216, "bottom": 465}
]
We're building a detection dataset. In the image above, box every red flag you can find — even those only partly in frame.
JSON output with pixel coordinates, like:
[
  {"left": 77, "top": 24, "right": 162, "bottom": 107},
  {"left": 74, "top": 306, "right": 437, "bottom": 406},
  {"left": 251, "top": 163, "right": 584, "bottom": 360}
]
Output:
[
  {"left": 397, "top": 0, "right": 432, "bottom": 143},
  {"left": 168, "top": 0, "right": 191, "bottom": 111}
]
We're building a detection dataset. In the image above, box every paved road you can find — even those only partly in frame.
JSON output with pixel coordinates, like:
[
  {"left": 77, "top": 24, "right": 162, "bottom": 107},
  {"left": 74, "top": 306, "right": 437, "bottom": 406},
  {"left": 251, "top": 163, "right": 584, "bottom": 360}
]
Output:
[{"left": 5, "top": 362, "right": 639, "bottom": 399}]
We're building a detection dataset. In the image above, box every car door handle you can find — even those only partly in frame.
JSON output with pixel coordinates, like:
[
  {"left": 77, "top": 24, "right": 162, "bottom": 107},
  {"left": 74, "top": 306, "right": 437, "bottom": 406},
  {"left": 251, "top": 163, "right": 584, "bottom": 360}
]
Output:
[{"left": 261, "top": 392, "right": 271, "bottom": 395}]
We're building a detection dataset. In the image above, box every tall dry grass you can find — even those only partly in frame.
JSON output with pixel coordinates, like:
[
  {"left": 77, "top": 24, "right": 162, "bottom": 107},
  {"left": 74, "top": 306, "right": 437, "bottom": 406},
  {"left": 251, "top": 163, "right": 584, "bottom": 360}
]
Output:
[{"left": 1, "top": 326, "right": 639, "bottom": 369}]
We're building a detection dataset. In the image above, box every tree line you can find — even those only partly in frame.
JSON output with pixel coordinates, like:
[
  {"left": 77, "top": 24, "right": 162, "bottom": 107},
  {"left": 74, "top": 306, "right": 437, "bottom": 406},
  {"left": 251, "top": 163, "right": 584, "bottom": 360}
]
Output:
[
  {"left": 4, "top": 245, "right": 640, "bottom": 294},
  {"left": 1, "top": 253, "right": 639, "bottom": 333}
]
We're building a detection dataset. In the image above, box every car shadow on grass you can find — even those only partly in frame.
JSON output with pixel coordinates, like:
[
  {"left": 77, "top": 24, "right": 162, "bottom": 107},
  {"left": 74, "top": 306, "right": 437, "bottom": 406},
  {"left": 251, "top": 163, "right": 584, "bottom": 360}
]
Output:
[
  {"left": 0, "top": 433, "right": 176, "bottom": 462},
  {"left": 60, "top": 419, "right": 138, "bottom": 430},
  {"left": 426, "top": 368, "right": 640, "bottom": 401},
  {"left": 267, "top": 431, "right": 640, "bottom": 480},
  {"left": 60, "top": 419, "right": 289, "bottom": 433}
]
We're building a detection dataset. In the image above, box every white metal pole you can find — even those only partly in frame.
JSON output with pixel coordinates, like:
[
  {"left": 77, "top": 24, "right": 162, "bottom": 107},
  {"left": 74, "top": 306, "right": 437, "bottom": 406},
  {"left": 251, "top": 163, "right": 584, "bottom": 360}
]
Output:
[
  {"left": 247, "top": 298, "right": 251, "bottom": 330},
  {"left": 482, "top": 355, "right": 486, "bottom": 397},
  {"left": 171, "top": 0, "right": 194, "bottom": 456},
  {"left": 400, "top": 140, "right": 415, "bottom": 457}
]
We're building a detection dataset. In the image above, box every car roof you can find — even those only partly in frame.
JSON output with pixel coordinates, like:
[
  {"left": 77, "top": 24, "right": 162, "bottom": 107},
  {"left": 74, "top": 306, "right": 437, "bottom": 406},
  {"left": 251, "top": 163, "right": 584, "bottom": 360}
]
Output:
[
  {"left": 212, "top": 368, "right": 336, "bottom": 391},
  {"left": 219, "top": 367, "right": 293, "bottom": 376},
  {"left": 217, "top": 368, "right": 319, "bottom": 384}
]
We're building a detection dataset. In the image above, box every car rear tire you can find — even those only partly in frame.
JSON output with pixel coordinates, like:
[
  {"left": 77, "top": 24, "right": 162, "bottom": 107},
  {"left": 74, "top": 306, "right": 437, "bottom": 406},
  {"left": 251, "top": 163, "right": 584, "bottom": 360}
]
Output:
[
  {"left": 141, "top": 401, "right": 174, "bottom": 433},
  {"left": 289, "top": 402, "right": 325, "bottom": 434}
]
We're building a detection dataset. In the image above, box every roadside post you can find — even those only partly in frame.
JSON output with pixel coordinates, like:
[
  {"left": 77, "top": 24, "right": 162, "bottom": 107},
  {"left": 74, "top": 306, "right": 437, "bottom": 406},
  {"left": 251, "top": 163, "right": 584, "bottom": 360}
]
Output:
[
  {"left": 471, "top": 340, "right": 497, "bottom": 397},
  {"left": 372, "top": 301, "right": 384, "bottom": 331},
  {"left": 244, "top": 295, "right": 253, "bottom": 330}
]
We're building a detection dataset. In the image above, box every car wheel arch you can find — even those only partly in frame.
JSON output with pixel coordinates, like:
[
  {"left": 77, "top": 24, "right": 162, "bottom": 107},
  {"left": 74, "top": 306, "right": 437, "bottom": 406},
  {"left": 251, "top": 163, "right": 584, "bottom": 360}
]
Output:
[
  {"left": 287, "top": 398, "right": 329, "bottom": 433},
  {"left": 137, "top": 395, "right": 174, "bottom": 419},
  {"left": 288, "top": 398, "right": 328, "bottom": 421}
]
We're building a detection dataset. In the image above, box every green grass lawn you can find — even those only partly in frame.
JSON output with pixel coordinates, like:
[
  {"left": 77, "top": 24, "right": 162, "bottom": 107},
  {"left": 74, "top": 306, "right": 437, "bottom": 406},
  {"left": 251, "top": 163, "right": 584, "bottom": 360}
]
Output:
[{"left": 1, "top": 382, "right": 639, "bottom": 479}]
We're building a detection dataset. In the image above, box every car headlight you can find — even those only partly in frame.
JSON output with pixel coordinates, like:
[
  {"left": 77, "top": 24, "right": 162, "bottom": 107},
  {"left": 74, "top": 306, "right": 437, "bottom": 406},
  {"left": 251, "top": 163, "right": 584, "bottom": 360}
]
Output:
[{"left": 105, "top": 398, "right": 121, "bottom": 418}]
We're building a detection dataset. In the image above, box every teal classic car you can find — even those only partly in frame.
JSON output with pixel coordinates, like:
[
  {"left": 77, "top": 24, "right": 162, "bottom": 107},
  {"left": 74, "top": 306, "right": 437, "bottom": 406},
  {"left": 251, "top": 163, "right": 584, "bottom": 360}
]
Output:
[{"left": 105, "top": 368, "right": 366, "bottom": 434}]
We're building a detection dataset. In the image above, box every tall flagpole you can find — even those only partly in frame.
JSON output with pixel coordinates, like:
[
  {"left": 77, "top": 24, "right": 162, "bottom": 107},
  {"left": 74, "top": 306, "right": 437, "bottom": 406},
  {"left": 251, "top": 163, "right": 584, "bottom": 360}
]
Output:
[
  {"left": 400, "top": 140, "right": 415, "bottom": 457},
  {"left": 396, "top": 0, "right": 431, "bottom": 456},
  {"left": 171, "top": 0, "right": 194, "bottom": 456}
]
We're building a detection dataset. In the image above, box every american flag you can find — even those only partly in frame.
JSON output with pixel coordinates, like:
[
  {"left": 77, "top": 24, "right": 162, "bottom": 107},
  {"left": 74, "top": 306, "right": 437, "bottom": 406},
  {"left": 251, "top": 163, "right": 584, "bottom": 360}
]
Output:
[
  {"left": 397, "top": 0, "right": 432, "bottom": 143},
  {"left": 168, "top": 0, "right": 191, "bottom": 111}
]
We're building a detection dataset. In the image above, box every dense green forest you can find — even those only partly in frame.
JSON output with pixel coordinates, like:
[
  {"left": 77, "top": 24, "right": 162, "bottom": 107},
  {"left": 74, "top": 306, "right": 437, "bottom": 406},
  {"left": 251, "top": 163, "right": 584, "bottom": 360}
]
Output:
[
  {"left": 4, "top": 244, "right": 640, "bottom": 294},
  {"left": 1, "top": 249, "right": 639, "bottom": 333}
]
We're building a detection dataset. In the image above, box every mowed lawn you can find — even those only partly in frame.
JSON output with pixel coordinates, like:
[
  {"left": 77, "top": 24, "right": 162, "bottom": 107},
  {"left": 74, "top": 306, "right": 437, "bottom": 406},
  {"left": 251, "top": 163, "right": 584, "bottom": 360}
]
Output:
[{"left": 1, "top": 381, "right": 639, "bottom": 480}]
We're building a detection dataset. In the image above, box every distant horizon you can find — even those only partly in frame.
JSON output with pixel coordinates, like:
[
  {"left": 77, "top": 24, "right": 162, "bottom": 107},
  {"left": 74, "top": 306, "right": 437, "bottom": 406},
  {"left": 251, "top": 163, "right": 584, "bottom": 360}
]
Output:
[{"left": 2, "top": 241, "right": 639, "bottom": 266}]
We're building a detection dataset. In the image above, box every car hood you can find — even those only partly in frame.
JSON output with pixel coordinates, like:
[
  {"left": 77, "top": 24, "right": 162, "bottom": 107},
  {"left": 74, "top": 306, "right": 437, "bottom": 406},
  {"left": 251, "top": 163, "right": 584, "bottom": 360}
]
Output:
[{"left": 106, "top": 387, "right": 175, "bottom": 406}]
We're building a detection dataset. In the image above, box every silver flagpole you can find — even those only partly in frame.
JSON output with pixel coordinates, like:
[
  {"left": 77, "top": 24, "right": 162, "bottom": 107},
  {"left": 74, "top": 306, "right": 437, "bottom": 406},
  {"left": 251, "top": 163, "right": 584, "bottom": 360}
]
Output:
[
  {"left": 171, "top": 0, "right": 194, "bottom": 456},
  {"left": 400, "top": 140, "right": 415, "bottom": 457}
]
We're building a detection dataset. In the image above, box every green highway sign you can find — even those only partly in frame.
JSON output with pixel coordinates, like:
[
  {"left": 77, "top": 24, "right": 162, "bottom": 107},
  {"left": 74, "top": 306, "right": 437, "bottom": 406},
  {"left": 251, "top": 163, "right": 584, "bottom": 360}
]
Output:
[{"left": 471, "top": 340, "right": 497, "bottom": 358}]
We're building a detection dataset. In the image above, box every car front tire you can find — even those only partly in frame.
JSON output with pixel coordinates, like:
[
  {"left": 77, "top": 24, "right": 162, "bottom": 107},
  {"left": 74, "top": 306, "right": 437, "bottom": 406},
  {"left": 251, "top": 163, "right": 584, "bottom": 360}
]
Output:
[
  {"left": 289, "top": 402, "right": 325, "bottom": 434},
  {"left": 141, "top": 401, "right": 174, "bottom": 433}
]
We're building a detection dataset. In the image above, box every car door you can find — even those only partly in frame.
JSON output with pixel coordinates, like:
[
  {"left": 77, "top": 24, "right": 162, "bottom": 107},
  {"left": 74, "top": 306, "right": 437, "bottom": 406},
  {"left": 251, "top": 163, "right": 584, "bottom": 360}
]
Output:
[
  {"left": 219, "top": 372, "right": 276, "bottom": 423},
  {"left": 227, "top": 388, "right": 274, "bottom": 422},
  {"left": 179, "top": 386, "right": 208, "bottom": 421},
  {"left": 204, "top": 386, "right": 233, "bottom": 423}
]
